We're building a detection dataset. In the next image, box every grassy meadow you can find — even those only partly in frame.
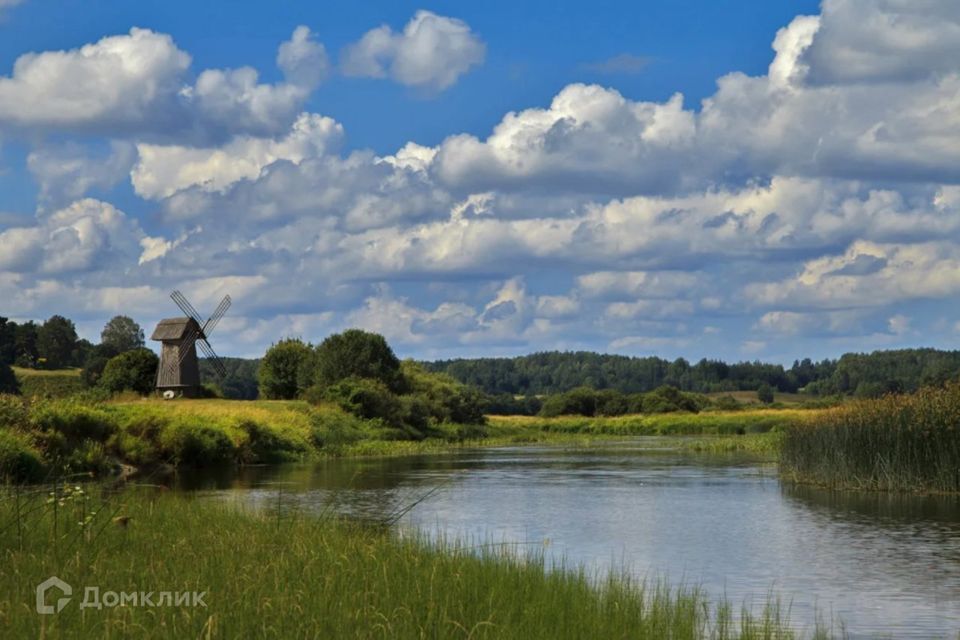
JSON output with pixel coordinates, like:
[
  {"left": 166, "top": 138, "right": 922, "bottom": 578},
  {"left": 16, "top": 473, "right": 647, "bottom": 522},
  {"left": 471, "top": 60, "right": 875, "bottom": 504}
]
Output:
[{"left": 0, "top": 484, "right": 829, "bottom": 639}]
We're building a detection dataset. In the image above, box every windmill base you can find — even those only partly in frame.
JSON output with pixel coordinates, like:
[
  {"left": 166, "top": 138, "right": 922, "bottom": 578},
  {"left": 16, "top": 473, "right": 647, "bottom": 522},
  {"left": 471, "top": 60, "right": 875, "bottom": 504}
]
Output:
[{"left": 156, "top": 385, "right": 202, "bottom": 399}]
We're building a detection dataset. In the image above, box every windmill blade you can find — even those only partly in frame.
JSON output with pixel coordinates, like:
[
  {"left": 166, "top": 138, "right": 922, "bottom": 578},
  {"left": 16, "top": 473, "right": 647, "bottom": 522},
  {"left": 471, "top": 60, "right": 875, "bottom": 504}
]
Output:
[
  {"left": 197, "top": 338, "right": 228, "bottom": 379},
  {"left": 170, "top": 290, "right": 204, "bottom": 327},
  {"left": 201, "top": 295, "right": 231, "bottom": 338}
]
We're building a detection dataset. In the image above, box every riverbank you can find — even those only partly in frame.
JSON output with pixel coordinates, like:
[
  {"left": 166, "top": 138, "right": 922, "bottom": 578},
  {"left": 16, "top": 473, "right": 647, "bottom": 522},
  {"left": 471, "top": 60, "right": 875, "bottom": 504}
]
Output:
[
  {"left": 0, "top": 484, "right": 825, "bottom": 639},
  {"left": 0, "top": 395, "right": 803, "bottom": 481}
]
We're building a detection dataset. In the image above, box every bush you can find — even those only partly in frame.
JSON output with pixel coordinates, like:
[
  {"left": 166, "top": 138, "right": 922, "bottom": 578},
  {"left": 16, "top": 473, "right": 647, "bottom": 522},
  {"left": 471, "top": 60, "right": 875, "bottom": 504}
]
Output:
[
  {"left": 320, "top": 377, "right": 402, "bottom": 424},
  {"left": 0, "top": 430, "right": 44, "bottom": 482},
  {"left": 236, "top": 419, "right": 307, "bottom": 464},
  {"left": 642, "top": 386, "right": 700, "bottom": 414},
  {"left": 30, "top": 399, "right": 118, "bottom": 444},
  {"left": 401, "top": 362, "right": 486, "bottom": 426},
  {"left": 158, "top": 420, "right": 236, "bottom": 466},
  {"left": 757, "top": 384, "right": 775, "bottom": 404},
  {"left": 259, "top": 338, "right": 314, "bottom": 400},
  {"left": 539, "top": 387, "right": 598, "bottom": 417},
  {"left": 100, "top": 348, "right": 159, "bottom": 395}
]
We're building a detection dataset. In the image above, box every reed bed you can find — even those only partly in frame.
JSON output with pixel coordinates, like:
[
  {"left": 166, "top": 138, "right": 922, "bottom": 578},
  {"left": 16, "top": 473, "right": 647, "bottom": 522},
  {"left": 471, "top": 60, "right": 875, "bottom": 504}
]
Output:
[
  {"left": 0, "top": 484, "right": 828, "bottom": 639},
  {"left": 780, "top": 383, "right": 960, "bottom": 493}
]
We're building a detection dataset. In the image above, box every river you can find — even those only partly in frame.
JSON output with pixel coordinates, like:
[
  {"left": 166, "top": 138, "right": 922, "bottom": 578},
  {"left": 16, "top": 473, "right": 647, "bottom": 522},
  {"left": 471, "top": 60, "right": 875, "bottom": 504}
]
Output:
[{"left": 177, "top": 439, "right": 960, "bottom": 639}]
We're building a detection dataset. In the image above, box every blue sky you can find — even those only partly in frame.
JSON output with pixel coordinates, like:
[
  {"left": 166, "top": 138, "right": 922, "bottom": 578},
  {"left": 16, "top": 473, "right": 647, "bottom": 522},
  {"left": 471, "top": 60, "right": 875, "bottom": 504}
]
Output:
[{"left": 1, "top": 0, "right": 959, "bottom": 363}]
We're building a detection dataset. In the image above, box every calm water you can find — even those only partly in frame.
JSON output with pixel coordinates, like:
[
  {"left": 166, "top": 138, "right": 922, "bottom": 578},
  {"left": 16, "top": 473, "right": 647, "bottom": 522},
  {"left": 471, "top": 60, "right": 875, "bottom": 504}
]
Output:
[{"left": 179, "top": 439, "right": 960, "bottom": 638}]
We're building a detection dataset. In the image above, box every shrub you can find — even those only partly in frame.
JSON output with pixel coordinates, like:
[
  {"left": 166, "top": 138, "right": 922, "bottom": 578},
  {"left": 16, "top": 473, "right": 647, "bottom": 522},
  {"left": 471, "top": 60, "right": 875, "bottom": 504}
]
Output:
[
  {"left": 642, "top": 386, "right": 700, "bottom": 413},
  {"left": 30, "top": 399, "right": 118, "bottom": 444},
  {"left": 259, "top": 338, "right": 313, "bottom": 400},
  {"left": 236, "top": 419, "right": 307, "bottom": 464},
  {"left": 100, "top": 348, "right": 159, "bottom": 395},
  {"left": 320, "top": 377, "right": 402, "bottom": 424},
  {"left": 539, "top": 387, "right": 598, "bottom": 417},
  {"left": 401, "top": 362, "right": 486, "bottom": 425},
  {"left": 757, "top": 384, "right": 775, "bottom": 404},
  {"left": 0, "top": 430, "right": 44, "bottom": 482},
  {"left": 158, "top": 419, "right": 236, "bottom": 466}
]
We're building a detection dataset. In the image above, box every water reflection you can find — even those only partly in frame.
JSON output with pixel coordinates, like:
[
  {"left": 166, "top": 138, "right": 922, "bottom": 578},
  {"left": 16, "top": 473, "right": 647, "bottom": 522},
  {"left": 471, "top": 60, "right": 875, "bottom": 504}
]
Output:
[{"left": 179, "top": 441, "right": 960, "bottom": 638}]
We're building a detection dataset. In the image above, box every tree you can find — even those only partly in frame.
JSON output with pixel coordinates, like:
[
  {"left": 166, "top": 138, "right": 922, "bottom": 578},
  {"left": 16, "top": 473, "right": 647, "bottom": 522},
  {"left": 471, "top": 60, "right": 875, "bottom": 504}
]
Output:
[
  {"left": 99, "top": 348, "right": 159, "bottom": 395},
  {"left": 258, "top": 338, "right": 313, "bottom": 400},
  {"left": 757, "top": 383, "right": 775, "bottom": 404},
  {"left": 14, "top": 322, "right": 38, "bottom": 368},
  {"left": 100, "top": 315, "right": 145, "bottom": 354},
  {"left": 0, "top": 361, "right": 19, "bottom": 394},
  {"left": 309, "top": 329, "right": 403, "bottom": 392},
  {"left": 0, "top": 317, "right": 16, "bottom": 365},
  {"left": 36, "top": 315, "right": 78, "bottom": 369}
]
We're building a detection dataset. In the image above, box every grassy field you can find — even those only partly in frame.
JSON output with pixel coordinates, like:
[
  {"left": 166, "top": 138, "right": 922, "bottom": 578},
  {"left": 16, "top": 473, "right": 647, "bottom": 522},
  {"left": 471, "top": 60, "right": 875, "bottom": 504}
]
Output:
[
  {"left": 780, "top": 383, "right": 960, "bottom": 493},
  {"left": 0, "top": 484, "right": 827, "bottom": 639},
  {"left": 12, "top": 367, "right": 84, "bottom": 399}
]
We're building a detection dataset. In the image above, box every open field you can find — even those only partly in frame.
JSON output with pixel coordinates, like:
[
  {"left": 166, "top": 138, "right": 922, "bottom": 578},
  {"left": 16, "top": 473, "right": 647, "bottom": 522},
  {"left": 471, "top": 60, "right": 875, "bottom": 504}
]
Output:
[{"left": 0, "top": 484, "right": 825, "bottom": 639}]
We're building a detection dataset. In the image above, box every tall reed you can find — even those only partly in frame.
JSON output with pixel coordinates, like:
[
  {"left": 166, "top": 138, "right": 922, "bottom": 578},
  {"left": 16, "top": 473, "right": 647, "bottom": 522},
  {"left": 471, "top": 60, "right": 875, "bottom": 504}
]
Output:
[{"left": 780, "top": 383, "right": 960, "bottom": 493}]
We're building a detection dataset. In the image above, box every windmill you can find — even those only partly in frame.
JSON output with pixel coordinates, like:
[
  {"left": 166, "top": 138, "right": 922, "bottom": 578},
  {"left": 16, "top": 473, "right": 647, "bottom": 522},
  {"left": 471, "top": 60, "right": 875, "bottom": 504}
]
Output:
[{"left": 151, "top": 290, "right": 231, "bottom": 398}]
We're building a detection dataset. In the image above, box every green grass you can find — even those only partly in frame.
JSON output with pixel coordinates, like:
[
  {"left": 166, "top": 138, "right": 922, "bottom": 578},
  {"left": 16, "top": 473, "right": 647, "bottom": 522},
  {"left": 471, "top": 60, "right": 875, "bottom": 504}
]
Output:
[
  {"left": 780, "top": 383, "right": 960, "bottom": 493},
  {"left": 12, "top": 367, "right": 84, "bottom": 399},
  {"left": 489, "top": 410, "right": 810, "bottom": 437},
  {"left": 0, "top": 485, "right": 827, "bottom": 639}
]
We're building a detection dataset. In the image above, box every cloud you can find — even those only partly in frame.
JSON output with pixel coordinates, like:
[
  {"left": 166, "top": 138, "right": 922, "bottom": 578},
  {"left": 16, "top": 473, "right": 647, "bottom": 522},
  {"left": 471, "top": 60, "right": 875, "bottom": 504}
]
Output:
[
  {"left": 341, "top": 10, "right": 485, "bottom": 91},
  {"left": 0, "top": 27, "right": 327, "bottom": 142},
  {"left": 276, "top": 26, "right": 330, "bottom": 89},
  {"left": 28, "top": 141, "right": 135, "bottom": 211},
  {"left": 132, "top": 113, "right": 343, "bottom": 199},
  {"left": 579, "top": 53, "right": 650, "bottom": 76},
  {"left": 801, "top": 0, "right": 960, "bottom": 85},
  {"left": 0, "top": 199, "right": 145, "bottom": 274}
]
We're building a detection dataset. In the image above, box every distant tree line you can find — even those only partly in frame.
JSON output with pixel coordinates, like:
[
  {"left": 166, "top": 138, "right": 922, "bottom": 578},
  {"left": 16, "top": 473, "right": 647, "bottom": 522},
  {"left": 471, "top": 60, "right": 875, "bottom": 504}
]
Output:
[{"left": 424, "top": 349, "right": 960, "bottom": 400}]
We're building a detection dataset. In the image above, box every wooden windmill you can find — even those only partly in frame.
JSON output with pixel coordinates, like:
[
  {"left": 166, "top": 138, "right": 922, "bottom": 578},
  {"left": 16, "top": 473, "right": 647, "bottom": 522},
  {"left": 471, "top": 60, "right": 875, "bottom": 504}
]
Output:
[{"left": 151, "top": 290, "right": 231, "bottom": 398}]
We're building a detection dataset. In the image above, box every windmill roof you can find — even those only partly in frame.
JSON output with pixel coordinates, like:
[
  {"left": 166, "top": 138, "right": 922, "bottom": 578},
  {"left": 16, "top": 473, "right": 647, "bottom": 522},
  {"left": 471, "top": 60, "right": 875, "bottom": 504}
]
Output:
[{"left": 151, "top": 317, "right": 203, "bottom": 341}]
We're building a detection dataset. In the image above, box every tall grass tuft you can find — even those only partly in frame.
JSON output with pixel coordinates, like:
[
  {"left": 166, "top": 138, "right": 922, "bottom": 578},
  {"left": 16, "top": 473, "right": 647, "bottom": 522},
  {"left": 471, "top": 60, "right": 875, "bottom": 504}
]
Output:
[{"left": 780, "top": 383, "right": 960, "bottom": 493}]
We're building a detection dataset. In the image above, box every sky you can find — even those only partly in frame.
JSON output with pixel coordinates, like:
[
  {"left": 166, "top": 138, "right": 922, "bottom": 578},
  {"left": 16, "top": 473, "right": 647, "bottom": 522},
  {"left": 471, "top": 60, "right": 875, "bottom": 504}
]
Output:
[{"left": 1, "top": 0, "right": 959, "bottom": 364}]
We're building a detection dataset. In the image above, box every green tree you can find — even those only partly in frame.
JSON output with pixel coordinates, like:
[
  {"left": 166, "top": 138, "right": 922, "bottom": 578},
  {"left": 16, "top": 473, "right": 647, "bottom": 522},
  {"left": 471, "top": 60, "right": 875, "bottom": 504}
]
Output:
[
  {"left": 13, "top": 322, "right": 38, "bottom": 368},
  {"left": 100, "top": 348, "right": 159, "bottom": 395},
  {"left": 100, "top": 315, "right": 145, "bottom": 354},
  {"left": 309, "top": 329, "right": 403, "bottom": 392},
  {"left": 0, "top": 361, "right": 19, "bottom": 394},
  {"left": 258, "top": 338, "right": 313, "bottom": 400},
  {"left": 0, "top": 317, "right": 16, "bottom": 365},
  {"left": 36, "top": 315, "right": 78, "bottom": 369},
  {"left": 757, "top": 383, "right": 775, "bottom": 404}
]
